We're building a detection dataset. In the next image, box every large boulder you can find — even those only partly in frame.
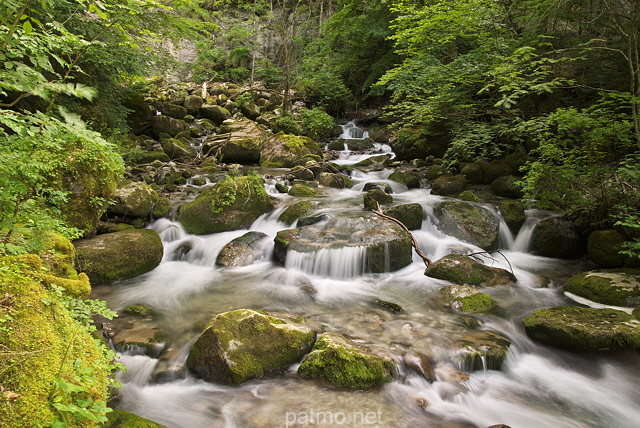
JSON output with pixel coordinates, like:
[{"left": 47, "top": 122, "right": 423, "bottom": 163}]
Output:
[
  {"left": 260, "top": 132, "right": 322, "bottom": 168},
  {"left": 499, "top": 200, "right": 526, "bottom": 235},
  {"left": 490, "top": 175, "right": 524, "bottom": 198},
  {"left": 438, "top": 284, "right": 497, "bottom": 313},
  {"left": 383, "top": 203, "right": 424, "bottom": 231},
  {"left": 354, "top": 154, "right": 393, "bottom": 168},
  {"left": 363, "top": 189, "right": 393, "bottom": 210},
  {"left": 297, "top": 333, "right": 394, "bottom": 389},
  {"left": 273, "top": 215, "right": 412, "bottom": 274},
  {"left": 215, "top": 231, "right": 269, "bottom": 267},
  {"left": 388, "top": 170, "right": 421, "bottom": 189},
  {"left": 460, "top": 162, "right": 484, "bottom": 184},
  {"left": 202, "top": 118, "right": 267, "bottom": 164},
  {"left": 317, "top": 172, "right": 353, "bottom": 188},
  {"left": 107, "top": 180, "right": 159, "bottom": 218},
  {"left": 177, "top": 174, "right": 275, "bottom": 235},
  {"left": 183, "top": 94, "right": 204, "bottom": 115},
  {"left": 74, "top": 229, "right": 164, "bottom": 285},
  {"left": 588, "top": 229, "right": 631, "bottom": 268},
  {"left": 523, "top": 306, "right": 640, "bottom": 351},
  {"left": 150, "top": 115, "right": 187, "bottom": 138},
  {"left": 425, "top": 254, "right": 517, "bottom": 287},
  {"left": 531, "top": 217, "right": 584, "bottom": 258},
  {"left": 186, "top": 309, "right": 316, "bottom": 385},
  {"left": 199, "top": 104, "right": 231, "bottom": 125},
  {"left": 480, "top": 162, "right": 513, "bottom": 184},
  {"left": 162, "top": 137, "right": 197, "bottom": 161},
  {"left": 434, "top": 201, "right": 500, "bottom": 251},
  {"left": 278, "top": 201, "right": 316, "bottom": 225},
  {"left": 563, "top": 269, "right": 640, "bottom": 307},
  {"left": 431, "top": 174, "right": 467, "bottom": 196}
]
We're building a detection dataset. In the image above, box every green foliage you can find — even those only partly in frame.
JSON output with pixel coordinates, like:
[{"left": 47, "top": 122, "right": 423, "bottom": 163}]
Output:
[
  {"left": 275, "top": 114, "right": 302, "bottom": 135},
  {"left": 298, "top": 108, "right": 334, "bottom": 140}
]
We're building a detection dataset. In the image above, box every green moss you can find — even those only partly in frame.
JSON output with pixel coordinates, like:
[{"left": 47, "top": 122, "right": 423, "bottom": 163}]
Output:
[
  {"left": 298, "top": 333, "right": 394, "bottom": 389},
  {"left": 458, "top": 292, "right": 496, "bottom": 313},
  {"left": 563, "top": 269, "right": 640, "bottom": 306},
  {"left": 288, "top": 184, "right": 324, "bottom": 197},
  {"left": 388, "top": 170, "right": 421, "bottom": 189},
  {"left": 458, "top": 190, "right": 480, "bottom": 202},
  {"left": 103, "top": 409, "right": 166, "bottom": 427},
  {"left": 152, "top": 198, "right": 171, "bottom": 219},
  {"left": 383, "top": 203, "right": 423, "bottom": 230},
  {"left": 279, "top": 201, "right": 316, "bottom": 225},
  {"left": 426, "top": 254, "right": 517, "bottom": 286},
  {"left": 123, "top": 304, "right": 156, "bottom": 317}
]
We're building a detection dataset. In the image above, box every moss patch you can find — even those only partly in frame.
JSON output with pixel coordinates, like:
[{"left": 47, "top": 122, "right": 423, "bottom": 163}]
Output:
[
  {"left": 563, "top": 269, "right": 640, "bottom": 307},
  {"left": 278, "top": 201, "right": 316, "bottom": 225},
  {"left": 426, "top": 254, "right": 517, "bottom": 287}
]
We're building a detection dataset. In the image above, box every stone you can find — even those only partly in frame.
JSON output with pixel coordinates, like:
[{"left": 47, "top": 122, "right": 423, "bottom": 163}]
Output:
[
  {"left": 215, "top": 231, "right": 269, "bottom": 267},
  {"left": 202, "top": 118, "right": 267, "bottom": 164},
  {"left": 239, "top": 101, "right": 261, "bottom": 121},
  {"left": 278, "top": 201, "right": 316, "bottom": 225},
  {"left": 388, "top": 170, "right": 421, "bottom": 189},
  {"left": 531, "top": 217, "right": 584, "bottom": 258},
  {"left": 108, "top": 180, "right": 159, "bottom": 218},
  {"left": 480, "top": 162, "right": 513, "bottom": 184},
  {"left": 298, "top": 333, "right": 394, "bottom": 389},
  {"left": 588, "top": 229, "right": 631, "bottom": 268},
  {"left": 363, "top": 189, "right": 393, "bottom": 210},
  {"left": 438, "top": 284, "right": 497, "bottom": 313},
  {"left": 74, "top": 229, "right": 164, "bottom": 285},
  {"left": 354, "top": 154, "right": 393, "bottom": 168},
  {"left": 260, "top": 133, "right": 322, "bottom": 168},
  {"left": 317, "top": 172, "right": 353, "bottom": 188},
  {"left": 490, "top": 175, "right": 524, "bottom": 198},
  {"left": 150, "top": 115, "right": 187, "bottom": 138},
  {"left": 156, "top": 102, "right": 187, "bottom": 119},
  {"left": 177, "top": 174, "right": 275, "bottom": 235},
  {"left": 383, "top": 203, "right": 424, "bottom": 230},
  {"left": 103, "top": 410, "right": 166, "bottom": 428},
  {"left": 186, "top": 309, "right": 316, "bottom": 385},
  {"left": 563, "top": 269, "right": 640, "bottom": 307},
  {"left": 425, "top": 254, "right": 517, "bottom": 287},
  {"left": 113, "top": 327, "right": 168, "bottom": 356},
  {"left": 434, "top": 201, "right": 500, "bottom": 251},
  {"left": 523, "top": 306, "right": 640, "bottom": 351},
  {"left": 403, "top": 351, "right": 436, "bottom": 383},
  {"left": 199, "top": 104, "right": 231, "bottom": 125},
  {"left": 431, "top": 174, "right": 467, "bottom": 196},
  {"left": 162, "top": 138, "right": 197, "bottom": 161},
  {"left": 458, "top": 190, "right": 480, "bottom": 202},
  {"left": 288, "top": 184, "right": 324, "bottom": 197},
  {"left": 363, "top": 182, "right": 392, "bottom": 194},
  {"left": 424, "top": 164, "right": 448, "bottom": 181},
  {"left": 499, "top": 200, "right": 526, "bottom": 235},
  {"left": 453, "top": 330, "right": 511, "bottom": 371},
  {"left": 460, "top": 162, "right": 484, "bottom": 184}
]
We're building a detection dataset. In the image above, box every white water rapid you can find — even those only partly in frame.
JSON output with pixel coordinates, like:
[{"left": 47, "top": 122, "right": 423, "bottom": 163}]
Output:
[{"left": 93, "top": 141, "right": 640, "bottom": 428}]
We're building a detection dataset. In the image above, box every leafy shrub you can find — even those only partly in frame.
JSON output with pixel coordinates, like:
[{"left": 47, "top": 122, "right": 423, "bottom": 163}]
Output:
[
  {"left": 275, "top": 115, "right": 302, "bottom": 135},
  {"left": 298, "top": 108, "right": 335, "bottom": 140}
]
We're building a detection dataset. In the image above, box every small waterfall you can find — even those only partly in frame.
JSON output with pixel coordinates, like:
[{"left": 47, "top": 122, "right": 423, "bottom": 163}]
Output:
[
  {"left": 285, "top": 246, "right": 368, "bottom": 279},
  {"left": 339, "top": 120, "right": 369, "bottom": 140}
]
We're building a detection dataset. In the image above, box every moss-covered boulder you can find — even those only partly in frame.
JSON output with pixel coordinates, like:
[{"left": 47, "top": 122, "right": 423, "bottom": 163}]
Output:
[
  {"left": 431, "top": 174, "right": 467, "bottom": 196},
  {"left": 0, "top": 255, "right": 111, "bottom": 427},
  {"left": 152, "top": 197, "right": 171, "bottom": 219},
  {"left": 563, "top": 269, "right": 640, "bottom": 307},
  {"left": 298, "top": 333, "right": 394, "bottom": 389},
  {"left": 186, "top": 309, "right": 316, "bottom": 385},
  {"left": 74, "top": 229, "right": 164, "bottom": 285},
  {"left": 273, "top": 215, "right": 412, "bottom": 274},
  {"left": 587, "top": 229, "right": 631, "bottom": 268},
  {"left": 523, "top": 306, "right": 640, "bottom": 351},
  {"left": 425, "top": 254, "right": 517, "bottom": 287},
  {"left": 458, "top": 190, "right": 480, "bottom": 202},
  {"left": 363, "top": 188, "right": 393, "bottom": 210},
  {"left": 317, "top": 172, "right": 353, "bottom": 188},
  {"left": 438, "top": 284, "right": 497, "bottom": 313},
  {"left": 215, "top": 231, "right": 269, "bottom": 267},
  {"left": 383, "top": 203, "right": 423, "bottom": 230},
  {"left": 103, "top": 409, "right": 166, "bottom": 427},
  {"left": 460, "top": 162, "right": 484, "bottom": 184},
  {"left": 531, "top": 217, "right": 584, "bottom": 259},
  {"left": 161, "top": 138, "right": 197, "bottom": 161},
  {"left": 288, "top": 183, "right": 325, "bottom": 197},
  {"left": 353, "top": 154, "right": 393, "bottom": 168},
  {"left": 156, "top": 102, "right": 187, "bottom": 119},
  {"left": 177, "top": 174, "right": 275, "bottom": 235},
  {"left": 278, "top": 201, "right": 316, "bottom": 225},
  {"left": 480, "top": 162, "right": 513, "bottom": 184},
  {"left": 434, "top": 201, "right": 500, "bottom": 251},
  {"left": 199, "top": 104, "right": 231, "bottom": 125},
  {"left": 150, "top": 115, "right": 187, "bottom": 138},
  {"left": 260, "top": 132, "right": 322, "bottom": 168},
  {"left": 388, "top": 170, "right": 421, "bottom": 189},
  {"left": 108, "top": 180, "right": 159, "bottom": 218},
  {"left": 453, "top": 330, "right": 511, "bottom": 371},
  {"left": 363, "top": 182, "right": 393, "bottom": 194},
  {"left": 136, "top": 151, "right": 170, "bottom": 165},
  {"left": 203, "top": 118, "right": 267, "bottom": 164},
  {"left": 490, "top": 175, "right": 524, "bottom": 198},
  {"left": 499, "top": 200, "right": 526, "bottom": 235}
]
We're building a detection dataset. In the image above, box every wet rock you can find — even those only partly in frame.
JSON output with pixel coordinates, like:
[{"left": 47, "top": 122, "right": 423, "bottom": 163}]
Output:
[
  {"left": 273, "top": 215, "right": 412, "bottom": 274},
  {"left": 588, "top": 229, "right": 632, "bottom": 268},
  {"left": 202, "top": 118, "right": 267, "bottom": 164},
  {"left": 162, "top": 137, "right": 197, "bottom": 161},
  {"left": 290, "top": 165, "right": 315, "bottom": 181},
  {"left": 438, "top": 284, "right": 497, "bottom": 313},
  {"left": 177, "top": 174, "right": 275, "bottom": 235},
  {"left": 403, "top": 351, "right": 436, "bottom": 383},
  {"left": 460, "top": 162, "right": 483, "bottom": 184},
  {"left": 297, "top": 214, "right": 328, "bottom": 227},
  {"left": 150, "top": 115, "right": 187, "bottom": 138},
  {"left": 425, "top": 254, "right": 517, "bottom": 287},
  {"left": 298, "top": 332, "right": 394, "bottom": 389},
  {"left": 123, "top": 304, "right": 156, "bottom": 317},
  {"left": 458, "top": 190, "right": 480, "bottom": 202},
  {"left": 490, "top": 175, "right": 523, "bottom": 198},
  {"left": 384, "top": 203, "right": 424, "bottom": 231},
  {"left": 531, "top": 217, "right": 584, "bottom": 259},
  {"left": 215, "top": 231, "right": 269, "bottom": 267},
  {"left": 317, "top": 172, "right": 353, "bottom": 188},
  {"left": 260, "top": 133, "right": 322, "bottom": 168},
  {"left": 499, "top": 200, "right": 525, "bottom": 235},
  {"left": 74, "top": 229, "right": 163, "bottom": 285},
  {"left": 453, "top": 330, "right": 511, "bottom": 371},
  {"left": 199, "top": 104, "right": 231, "bottom": 125},
  {"left": 375, "top": 299, "right": 404, "bottom": 313},
  {"left": 354, "top": 154, "right": 393, "bottom": 168},
  {"left": 388, "top": 170, "right": 421, "bottom": 189},
  {"left": 480, "top": 162, "right": 513, "bottom": 184},
  {"left": 431, "top": 174, "right": 467, "bottom": 196},
  {"left": 425, "top": 164, "right": 448, "bottom": 181},
  {"left": 523, "top": 306, "right": 640, "bottom": 351},
  {"left": 363, "top": 182, "right": 393, "bottom": 194},
  {"left": 107, "top": 180, "right": 159, "bottom": 219},
  {"left": 186, "top": 309, "right": 316, "bottom": 385},
  {"left": 434, "top": 201, "right": 500, "bottom": 251},
  {"left": 288, "top": 183, "right": 325, "bottom": 197},
  {"left": 364, "top": 188, "right": 393, "bottom": 210},
  {"left": 563, "top": 269, "right": 640, "bottom": 307},
  {"left": 278, "top": 201, "right": 316, "bottom": 225}
]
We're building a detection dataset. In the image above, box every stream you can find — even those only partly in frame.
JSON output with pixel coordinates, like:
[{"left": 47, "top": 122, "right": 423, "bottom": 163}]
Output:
[{"left": 92, "top": 123, "right": 640, "bottom": 428}]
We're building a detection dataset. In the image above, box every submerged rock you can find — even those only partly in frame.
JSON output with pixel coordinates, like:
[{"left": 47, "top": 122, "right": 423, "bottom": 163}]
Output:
[
  {"left": 403, "top": 351, "right": 436, "bottom": 383},
  {"left": 434, "top": 201, "right": 500, "bottom": 251},
  {"left": 563, "top": 269, "right": 640, "bottom": 307},
  {"left": 425, "top": 254, "right": 517, "bottom": 287},
  {"left": 438, "top": 284, "right": 497, "bottom": 313},
  {"left": 363, "top": 188, "right": 393, "bottom": 210},
  {"left": 186, "top": 309, "right": 316, "bottom": 385},
  {"left": 298, "top": 332, "right": 394, "bottom": 389},
  {"left": 454, "top": 330, "right": 511, "bottom": 371},
  {"left": 215, "top": 231, "right": 269, "bottom": 267},
  {"left": 523, "top": 306, "right": 640, "bottom": 351}
]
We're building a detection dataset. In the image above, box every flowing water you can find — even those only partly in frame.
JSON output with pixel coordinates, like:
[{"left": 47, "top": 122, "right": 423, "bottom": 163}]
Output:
[{"left": 93, "top": 131, "right": 640, "bottom": 428}]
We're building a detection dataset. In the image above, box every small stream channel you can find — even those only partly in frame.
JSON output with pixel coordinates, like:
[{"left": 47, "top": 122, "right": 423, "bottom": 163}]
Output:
[{"left": 92, "top": 123, "right": 640, "bottom": 428}]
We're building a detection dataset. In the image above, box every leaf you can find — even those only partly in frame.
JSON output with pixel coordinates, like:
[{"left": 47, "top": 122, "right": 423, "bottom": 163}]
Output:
[{"left": 22, "top": 19, "right": 32, "bottom": 34}]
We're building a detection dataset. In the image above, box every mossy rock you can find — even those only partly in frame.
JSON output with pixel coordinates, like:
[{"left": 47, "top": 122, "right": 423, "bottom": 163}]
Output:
[
  {"left": 162, "top": 138, "right": 197, "bottom": 161},
  {"left": 499, "top": 200, "right": 526, "bottom": 235},
  {"left": 186, "top": 309, "right": 316, "bottom": 385},
  {"left": 152, "top": 197, "right": 171, "bottom": 219},
  {"left": 490, "top": 175, "right": 524, "bottom": 198},
  {"left": 425, "top": 254, "right": 517, "bottom": 287},
  {"left": 439, "top": 284, "right": 497, "bottom": 313},
  {"left": 353, "top": 154, "right": 393, "bottom": 168},
  {"left": 0, "top": 255, "right": 111, "bottom": 427},
  {"left": 150, "top": 115, "right": 187, "bottom": 138},
  {"left": 279, "top": 201, "right": 316, "bottom": 225},
  {"left": 290, "top": 165, "right": 316, "bottom": 181},
  {"left": 203, "top": 118, "right": 267, "bottom": 164},
  {"left": 113, "top": 327, "right": 169, "bottom": 356},
  {"left": 123, "top": 304, "right": 156, "bottom": 317},
  {"left": 388, "top": 170, "right": 421, "bottom": 189},
  {"left": 383, "top": 203, "right": 423, "bottom": 230},
  {"left": 108, "top": 180, "right": 159, "bottom": 218},
  {"left": 523, "top": 306, "right": 640, "bottom": 351},
  {"left": 103, "top": 409, "right": 166, "bottom": 427},
  {"left": 633, "top": 306, "right": 640, "bottom": 320},
  {"left": 431, "top": 174, "right": 467, "bottom": 196},
  {"left": 260, "top": 132, "right": 323, "bottom": 168},
  {"left": 434, "top": 201, "right": 500, "bottom": 251},
  {"left": 460, "top": 162, "right": 484, "bottom": 184},
  {"left": 317, "top": 172, "right": 353, "bottom": 188},
  {"left": 74, "top": 229, "right": 164, "bottom": 285},
  {"left": 531, "top": 217, "right": 584, "bottom": 259},
  {"left": 215, "top": 231, "right": 269, "bottom": 267},
  {"left": 288, "top": 183, "right": 324, "bottom": 197},
  {"left": 563, "top": 269, "right": 640, "bottom": 307},
  {"left": 454, "top": 330, "right": 511, "bottom": 371},
  {"left": 480, "top": 162, "right": 513, "bottom": 184},
  {"left": 177, "top": 174, "right": 276, "bottom": 235},
  {"left": 587, "top": 229, "right": 631, "bottom": 268},
  {"left": 136, "top": 151, "right": 170, "bottom": 164},
  {"left": 199, "top": 104, "right": 231, "bottom": 125},
  {"left": 156, "top": 102, "right": 187, "bottom": 119},
  {"left": 36, "top": 232, "right": 78, "bottom": 280},
  {"left": 425, "top": 164, "right": 448, "bottom": 181},
  {"left": 458, "top": 190, "right": 480, "bottom": 202},
  {"left": 363, "top": 189, "right": 393, "bottom": 210},
  {"left": 298, "top": 333, "right": 394, "bottom": 389},
  {"left": 363, "top": 182, "right": 393, "bottom": 194}
]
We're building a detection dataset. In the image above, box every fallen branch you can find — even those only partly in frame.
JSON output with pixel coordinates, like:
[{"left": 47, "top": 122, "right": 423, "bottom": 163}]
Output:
[
  {"left": 467, "top": 250, "right": 514, "bottom": 275},
  {"left": 372, "top": 202, "right": 432, "bottom": 268}
]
